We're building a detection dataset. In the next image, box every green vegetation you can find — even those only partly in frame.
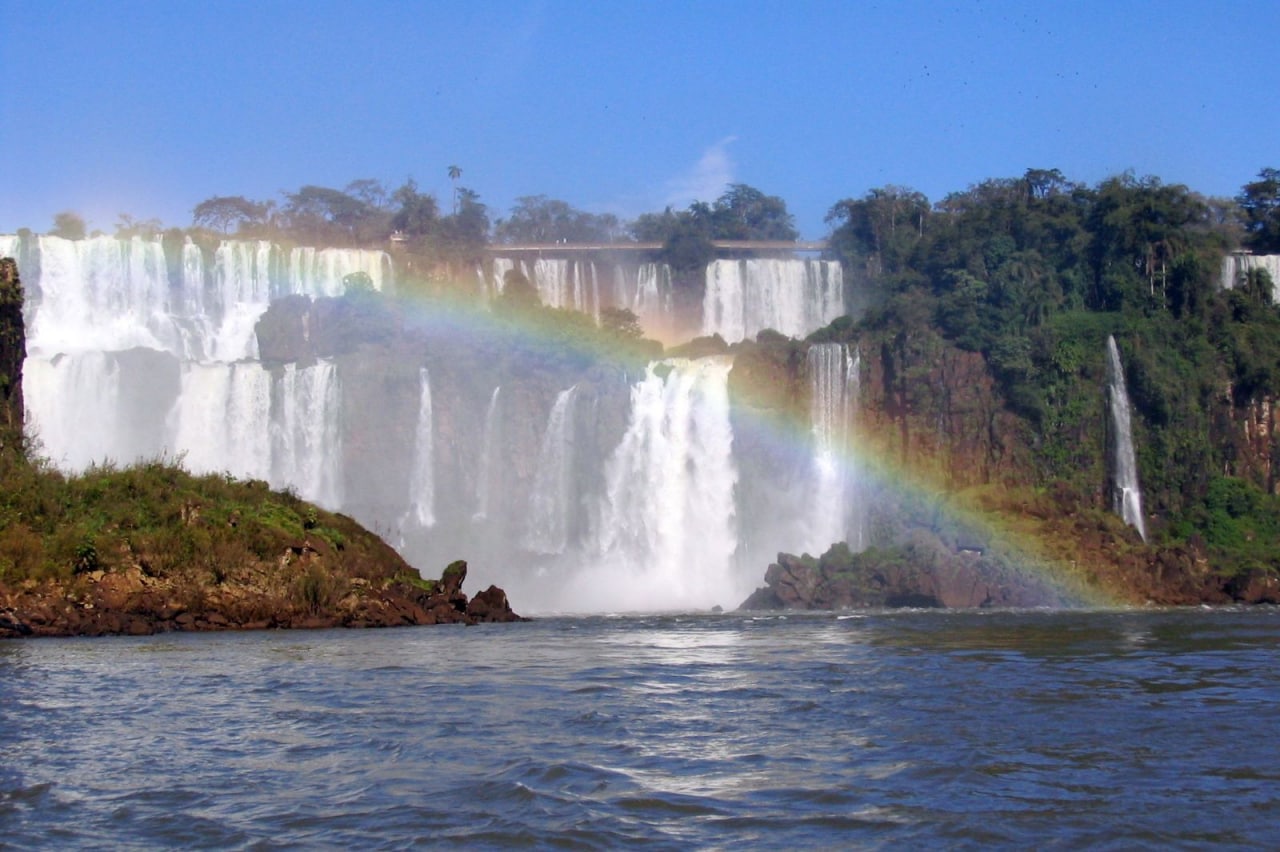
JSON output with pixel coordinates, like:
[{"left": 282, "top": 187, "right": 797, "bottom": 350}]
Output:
[
  {"left": 0, "top": 441, "right": 360, "bottom": 587},
  {"left": 814, "top": 166, "right": 1280, "bottom": 581}
]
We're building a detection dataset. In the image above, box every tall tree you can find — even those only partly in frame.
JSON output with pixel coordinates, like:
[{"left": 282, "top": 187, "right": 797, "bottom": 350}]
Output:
[
  {"left": 192, "top": 195, "right": 272, "bottom": 234},
  {"left": 390, "top": 179, "right": 439, "bottom": 238},
  {"left": 707, "top": 183, "right": 798, "bottom": 241},
  {"left": 50, "top": 211, "right": 86, "bottom": 240},
  {"left": 495, "top": 196, "right": 621, "bottom": 244},
  {"left": 1237, "top": 168, "right": 1280, "bottom": 253},
  {"left": 448, "top": 165, "right": 462, "bottom": 214}
]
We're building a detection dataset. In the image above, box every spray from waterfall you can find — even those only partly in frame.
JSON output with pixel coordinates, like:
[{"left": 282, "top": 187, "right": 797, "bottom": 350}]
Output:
[
  {"left": 523, "top": 385, "right": 579, "bottom": 554},
  {"left": 807, "top": 343, "right": 863, "bottom": 553},
  {"left": 1105, "top": 336, "right": 1146, "bottom": 541},
  {"left": 473, "top": 386, "right": 502, "bottom": 522},
  {"left": 406, "top": 367, "right": 436, "bottom": 528},
  {"left": 563, "top": 357, "right": 741, "bottom": 611}
]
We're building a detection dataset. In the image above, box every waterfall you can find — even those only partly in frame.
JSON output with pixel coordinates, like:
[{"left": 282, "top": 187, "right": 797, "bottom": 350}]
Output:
[
  {"left": 168, "top": 361, "right": 273, "bottom": 483},
  {"left": 570, "top": 357, "right": 741, "bottom": 611},
  {"left": 1219, "top": 253, "right": 1280, "bottom": 299},
  {"left": 8, "top": 229, "right": 874, "bottom": 613},
  {"left": 273, "top": 361, "right": 343, "bottom": 508},
  {"left": 209, "top": 239, "right": 275, "bottom": 360},
  {"left": 8, "top": 233, "right": 387, "bottom": 484},
  {"left": 286, "top": 246, "right": 391, "bottom": 299},
  {"left": 27, "top": 235, "right": 178, "bottom": 357},
  {"left": 523, "top": 386, "right": 579, "bottom": 554},
  {"left": 11, "top": 233, "right": 391, "bottom": 366},
  {"left": 1106, "top": 336, "right": 1146, "bottom": 541},
  {"left": 702, "top": 258, "right": 844, "bottom": 343},
  {"left": 472, "top": 386, "right": 502, "bottom": 521},
  {"left": 24, "top": 353, "right": 123, "bottom": 470},
  {"left": 807, "top": 343, "right": 862, "bottom": 552},
  {"left": 165, "top": 360, "right": 341, "bottom": 508},
  {"left": 487, "top": 255, "right": 675, "bottom": 337},
  {"left": 406, "top": 368, "right": 436, "bottom": 528}
]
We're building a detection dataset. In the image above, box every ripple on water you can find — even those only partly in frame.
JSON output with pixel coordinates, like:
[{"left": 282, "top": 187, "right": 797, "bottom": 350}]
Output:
[{"left": 2, "top": 611, "right": 1280, "bottom": 847}]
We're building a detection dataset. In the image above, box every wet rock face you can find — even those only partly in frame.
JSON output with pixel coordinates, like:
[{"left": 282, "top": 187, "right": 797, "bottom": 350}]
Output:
[
  {"left": 0, "top": 558, "right": 523, "bottom": 640},
  {"left": 740, "top": 540, "right": 1066, "bottom": 611},
  {"left": 0, "top": 257, "right": 25, "bottom": 439}
]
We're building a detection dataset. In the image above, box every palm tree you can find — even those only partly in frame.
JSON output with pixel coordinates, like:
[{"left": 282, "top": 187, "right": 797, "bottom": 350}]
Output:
[{"left": 448, "top": 165, "right": 462, "bottom": 214}]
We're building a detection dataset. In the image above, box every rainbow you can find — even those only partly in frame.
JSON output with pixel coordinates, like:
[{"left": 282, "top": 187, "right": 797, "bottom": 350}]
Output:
[{"left": 391, "top": 275, "right": 1126, "bottom": 610}]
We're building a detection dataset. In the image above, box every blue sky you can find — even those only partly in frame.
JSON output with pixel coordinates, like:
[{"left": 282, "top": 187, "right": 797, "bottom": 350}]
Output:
[{"left": 2, "top": 0, "right": 1277, "bottom": 239}]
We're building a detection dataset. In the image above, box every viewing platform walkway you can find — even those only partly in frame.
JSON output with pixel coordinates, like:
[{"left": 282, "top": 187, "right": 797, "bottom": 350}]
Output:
[{"left": 487, "top": 240, "right": 828, "bottom": 255}]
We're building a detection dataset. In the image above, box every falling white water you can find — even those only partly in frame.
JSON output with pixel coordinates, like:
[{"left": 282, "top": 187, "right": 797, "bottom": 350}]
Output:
[
  {"left": 1105, "top": 336, "right": 1146, "bottom": 541},
  {"left": 488, "top": 256, "right": 674, "bottom": 335},
  {"left": 807, "top": 343, "right": 862, "bottom": 553},
  {"left": 286, "top": 247, "right": 391, "bottom": 299},
  {"left": 473, "top": 386, "right": 502, "bottom": 521},
  {"left": 490, "top": 258, "right": 515, "bottom": 296},
  {"left": 273, "top": 361, "right": 343, "bottom": 508},
  {"left": 567, "top": 357, "right": 740, "bottom": 611},
  {"left": 5, "top": 233, "right": 389, "bottom": 488},
  {"left": 208, "top": 240, "right": 275, "bottom": 361},
  {"left": 164, "top": 360, "right": 342, "bottom": 508},
  {"left": 405, "top": 368, "right": 436, "bottom": 528},
  {"left": 27, "top": 236, "right": 179, "bottom": 356},
  {"left": 523, "top": 386, "right": 579, "bottom": 554},
  {"left": 24, "top": 353, "right": 123, "bottom": 470},
  {"left": 168, "top": 361, "right": 273, "bottom": 482},
  {"left": 631, "top": 263, "right": 672, "bottom": 331},
  {"left": 1219, "top": 254, "right": 1280, "bottom": 300},
  {"left": 702, "top": 258, "right": 844, "bottom": 342}
]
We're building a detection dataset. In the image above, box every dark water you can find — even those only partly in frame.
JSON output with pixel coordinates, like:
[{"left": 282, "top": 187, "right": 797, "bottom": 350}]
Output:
[{"left": 3, "top": 608, "right": 1279, "bottom": 849}]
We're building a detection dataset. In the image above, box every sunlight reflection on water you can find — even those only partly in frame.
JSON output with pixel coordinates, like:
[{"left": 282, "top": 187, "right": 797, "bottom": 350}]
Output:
[{"left": 2, "top": 609, "right": 1279, "bottom": 847}]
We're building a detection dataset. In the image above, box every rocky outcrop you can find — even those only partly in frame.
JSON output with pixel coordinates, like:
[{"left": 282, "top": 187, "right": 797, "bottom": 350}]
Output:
[
  {"left": 740, "top": 538, "right": 1068, "bottom": 610},
  {"left": 0, "top": 257, "right": 25, "bottom": 442},
  {"left": 0, "top": 557, "right": 522, "bottom": 639}
]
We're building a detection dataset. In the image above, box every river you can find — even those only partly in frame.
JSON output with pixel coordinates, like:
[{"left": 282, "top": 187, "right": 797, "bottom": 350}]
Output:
[{"left": 3, "top": 608, "right": 1278, "bottom": 848}]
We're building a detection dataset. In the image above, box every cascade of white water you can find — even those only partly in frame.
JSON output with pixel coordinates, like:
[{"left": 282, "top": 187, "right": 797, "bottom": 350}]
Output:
[
  {"left": 473, "top": 386, "right": 502, "bottom": 521},
  {"left": 273, "top": 361, "right": 343, "bottom": 508},
  {"left": 24, "top": 353, "right": 123, "bottom": 470},
  {"left": 209, "top": 240, "right": 275, "bottom": 361},
  {"left": 588, "top": 262, "right": 601, "bottom": 320},
  {"left": 632, "top": 263, "right": 671, "bottom": 329},
  {"left": 1106, "top": 336, "right": 1146, "bottom": 541},
  {"left": 406, "top": 368, "right": 436, "bottom": 528},
  {"left": 287, "top": 247, "right": 391, "bottom": 299},
  {"left": 846, "top": 347, "right": 864, "bottom": 549},
  {"left": 807, "top": 343, "right": 859, "bottom": 553},
  {"left": 570, "top": 357, "right": 740, "bottom": 611},
  {"left": 178, "top": 237, "right": 207, "bottom": 328},
  {"left": 702, "top": 258, "right": 844, "bottom": 343},
  {"left": 1219, "top": 254, "right": 1280, "bottom": 300},
  {"left": 523, "top": 386, "right": 579, "bottom": 554},
  {"left": 528, "top": 258, "right": 584, "bottom": 310},
  {"left": 165, "top": 360, "right": 342, "bottom": 506},
  {"left": 28, "top": 235, "right": 177, "bottom": 356},
  {"left": 168, "top": 361, "right": 273, "bottom": 482},
  {"left": 490, "top": 258, "right": 515, "bottom": 296},
  {"left": 14, "top": 235, "right": 392, "bottom": 365}
]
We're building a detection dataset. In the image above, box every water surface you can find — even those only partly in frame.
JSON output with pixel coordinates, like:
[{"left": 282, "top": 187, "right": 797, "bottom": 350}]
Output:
[{"left": 2, "top": 608, "right": 1278, "bottom": 848}]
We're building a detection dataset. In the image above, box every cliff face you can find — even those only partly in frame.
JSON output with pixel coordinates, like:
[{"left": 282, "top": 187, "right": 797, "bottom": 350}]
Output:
[
  {"left": 727, "top": 317, "right": 1280, "bottom": 608},
  {"left": 0, "top": 258, "right": 24, "bottom": 442},
  {"left": 0, "top": 456, "right": 524, "bottom": 640},
  {"left": 252, "top": 293, "right": 635, "bottom": 577}
]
